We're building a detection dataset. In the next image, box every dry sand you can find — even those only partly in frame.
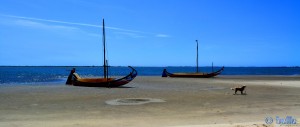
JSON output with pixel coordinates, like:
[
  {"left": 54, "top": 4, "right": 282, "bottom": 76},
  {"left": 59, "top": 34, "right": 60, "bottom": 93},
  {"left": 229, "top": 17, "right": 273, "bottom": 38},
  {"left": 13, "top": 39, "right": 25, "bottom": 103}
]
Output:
[{"left": 0, "top": 76, "right": 300, "bottom": 127}]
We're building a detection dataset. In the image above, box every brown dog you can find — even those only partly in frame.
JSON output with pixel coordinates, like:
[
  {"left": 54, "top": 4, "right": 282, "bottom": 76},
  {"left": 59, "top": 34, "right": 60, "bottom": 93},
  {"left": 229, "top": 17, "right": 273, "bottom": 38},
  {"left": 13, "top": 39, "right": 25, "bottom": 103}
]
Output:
[{"left": 231, "top": 85, "right": 246, "bottom": 95}]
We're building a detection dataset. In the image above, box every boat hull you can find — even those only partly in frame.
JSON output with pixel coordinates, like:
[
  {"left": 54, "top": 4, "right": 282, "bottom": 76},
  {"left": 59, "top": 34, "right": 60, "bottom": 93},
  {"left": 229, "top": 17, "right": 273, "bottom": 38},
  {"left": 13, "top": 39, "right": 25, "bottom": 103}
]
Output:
[
  {"left": 162, "top": 67, "right": 224, "bottom": 78},
  {"left": 67, "top": 66, "right": 137, "bottom": 87}
]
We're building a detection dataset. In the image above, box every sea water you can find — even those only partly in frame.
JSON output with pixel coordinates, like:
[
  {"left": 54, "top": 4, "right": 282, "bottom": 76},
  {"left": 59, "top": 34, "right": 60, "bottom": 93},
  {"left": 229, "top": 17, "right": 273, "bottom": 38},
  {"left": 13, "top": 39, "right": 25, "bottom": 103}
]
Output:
[{"left": 0, "top": 66, "right": 299, "bottom": 84}]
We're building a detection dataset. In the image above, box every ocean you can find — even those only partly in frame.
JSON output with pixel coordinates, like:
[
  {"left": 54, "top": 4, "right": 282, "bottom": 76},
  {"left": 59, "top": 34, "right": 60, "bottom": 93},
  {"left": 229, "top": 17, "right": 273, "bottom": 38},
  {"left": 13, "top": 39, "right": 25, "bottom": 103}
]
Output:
[{"left": 0, "top": 66, "right": 299, "bottom": 84}]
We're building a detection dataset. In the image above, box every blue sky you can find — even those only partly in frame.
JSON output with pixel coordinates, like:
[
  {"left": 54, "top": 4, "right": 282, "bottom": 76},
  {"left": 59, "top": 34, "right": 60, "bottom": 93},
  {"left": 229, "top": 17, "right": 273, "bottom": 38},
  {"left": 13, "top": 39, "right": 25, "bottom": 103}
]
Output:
[{"left": 0, "top": 0, "right": 299, "bottom": 67}]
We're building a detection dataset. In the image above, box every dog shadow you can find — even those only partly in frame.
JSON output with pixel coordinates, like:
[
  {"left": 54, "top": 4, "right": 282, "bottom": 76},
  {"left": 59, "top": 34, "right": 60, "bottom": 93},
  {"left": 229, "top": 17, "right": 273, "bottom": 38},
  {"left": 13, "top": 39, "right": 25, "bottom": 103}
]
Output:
[{"left": 233, "top": 93, "right": 247, "bottom": 95}]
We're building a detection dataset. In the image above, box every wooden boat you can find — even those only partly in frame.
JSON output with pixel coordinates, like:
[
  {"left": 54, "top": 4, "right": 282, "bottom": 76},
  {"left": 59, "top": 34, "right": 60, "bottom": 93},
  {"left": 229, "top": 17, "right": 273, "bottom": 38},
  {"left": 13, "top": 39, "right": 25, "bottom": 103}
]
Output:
[
  {"left": 162, "top": 66, "right": 224, "bottom": 78},
  {"left": 70, "top": 66, "right": 137, "bottom": 87},
  {"left": 162, "top": 40, "right": 224, "bottom": 78},
  {"left": 66, "top": 19, "right": 137, "bottom": 87}
]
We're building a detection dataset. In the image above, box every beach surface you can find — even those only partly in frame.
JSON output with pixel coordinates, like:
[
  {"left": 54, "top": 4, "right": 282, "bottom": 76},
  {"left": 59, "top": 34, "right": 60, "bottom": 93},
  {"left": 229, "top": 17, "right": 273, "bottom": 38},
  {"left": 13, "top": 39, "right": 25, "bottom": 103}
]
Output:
[{"left": 1, "top": 76, "right": 300, "bottom": 127}]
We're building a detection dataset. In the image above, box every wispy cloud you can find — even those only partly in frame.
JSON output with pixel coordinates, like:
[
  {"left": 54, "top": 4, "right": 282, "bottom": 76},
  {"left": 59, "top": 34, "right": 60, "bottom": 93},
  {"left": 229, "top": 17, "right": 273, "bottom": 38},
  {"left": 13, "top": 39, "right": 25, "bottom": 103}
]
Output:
[
  {"left": 114, "top": 32, "right": 145, "bottom": 38},
  {"left": 0, "top": 14, "right": 170, "bottom": 38},
  {"left": 3, "top": 14, "right": 101, "bottom": 28},
  {"left": 14, "top": 19, "right": 78, "bottom": 30},
  {"left": 156, "top": 34, "right": 170, "bottom": 38},
  {"left": 12, "top": 19, "right": 99, "bottom": 37}
]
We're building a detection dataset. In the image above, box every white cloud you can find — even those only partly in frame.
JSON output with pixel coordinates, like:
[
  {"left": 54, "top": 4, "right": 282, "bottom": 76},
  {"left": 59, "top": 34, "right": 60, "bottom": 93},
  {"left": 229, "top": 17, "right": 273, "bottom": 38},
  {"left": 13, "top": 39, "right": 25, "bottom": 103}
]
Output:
[
  {"left": 14, "top": 19, "right": 78, "bottom": 31},
  {"left": 2, "top": 14, "right": 142, "bottom": 33},
  {"left": 114, "top": 32, "right": 145, "bottom": 38},
  {"left": 1, "top": 14, "right": 171, "bottom": 38},
  {"left": 12, "top": 19, "right": 100, "bottom": 38},
  {"left": 2, "top": 14, "right": 100, "bottom": 28},
  {"left": 156, "top": 34, "right": 170, "bottom": 38}
]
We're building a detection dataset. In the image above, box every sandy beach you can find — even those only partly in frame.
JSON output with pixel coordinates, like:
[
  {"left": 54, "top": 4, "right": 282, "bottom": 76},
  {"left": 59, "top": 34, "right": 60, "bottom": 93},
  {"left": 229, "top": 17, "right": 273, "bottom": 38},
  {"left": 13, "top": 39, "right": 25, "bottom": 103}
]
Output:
[{"left": 0, "top": 76, "right": 300, "bottom": 127}]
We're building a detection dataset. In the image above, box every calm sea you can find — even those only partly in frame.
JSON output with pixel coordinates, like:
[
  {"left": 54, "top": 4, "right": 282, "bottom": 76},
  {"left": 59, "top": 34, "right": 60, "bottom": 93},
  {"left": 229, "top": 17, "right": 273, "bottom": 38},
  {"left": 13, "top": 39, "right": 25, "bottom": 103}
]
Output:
[{"left": 0, "top": 66, "right": 299, "bottom": 84}]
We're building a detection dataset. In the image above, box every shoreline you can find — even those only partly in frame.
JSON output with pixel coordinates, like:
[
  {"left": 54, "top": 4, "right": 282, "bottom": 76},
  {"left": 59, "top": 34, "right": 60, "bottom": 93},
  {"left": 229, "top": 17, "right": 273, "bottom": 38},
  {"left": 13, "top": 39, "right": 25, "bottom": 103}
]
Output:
[
  {"left": 1, "top": 75, "right": 299, "bottom": 86},
  {"left": 1, "top": 76, "right": 300, "bottom": 127}
]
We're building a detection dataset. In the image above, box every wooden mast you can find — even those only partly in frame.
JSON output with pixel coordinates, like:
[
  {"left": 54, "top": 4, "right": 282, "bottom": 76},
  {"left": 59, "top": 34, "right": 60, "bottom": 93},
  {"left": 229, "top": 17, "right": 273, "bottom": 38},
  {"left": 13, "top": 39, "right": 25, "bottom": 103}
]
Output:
[
  {"left": 103, "top": 19, "right": 108, "bottom": 79},
  {"left": 196, "top": 40, "right": 199, "bottom": 73},
  {"left": 212, "top": 62, "right": 214, "bottom": 72}
]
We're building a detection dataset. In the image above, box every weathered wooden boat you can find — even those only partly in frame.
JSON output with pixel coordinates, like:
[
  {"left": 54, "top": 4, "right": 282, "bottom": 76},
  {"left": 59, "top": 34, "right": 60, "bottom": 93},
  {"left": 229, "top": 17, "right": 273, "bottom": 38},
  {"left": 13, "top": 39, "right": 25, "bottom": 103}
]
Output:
[
  {"left": 66, "top": 19, "right": 137, "bottom": 87},
  {"left": 162, "top": 40, "right": 224, "bottom": 78},
  {"left": 162, "top": 66, "right": 224, "bottom": 78},
  {"left": 69, "top": 66, "right": 137, "bottom": 87}
]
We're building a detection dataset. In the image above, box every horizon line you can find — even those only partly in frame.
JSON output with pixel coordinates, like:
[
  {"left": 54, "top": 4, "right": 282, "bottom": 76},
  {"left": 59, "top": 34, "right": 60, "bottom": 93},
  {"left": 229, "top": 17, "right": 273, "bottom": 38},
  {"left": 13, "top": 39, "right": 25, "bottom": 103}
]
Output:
[{"left": 0, "top": 65, "right": 298, "bottom": 68}]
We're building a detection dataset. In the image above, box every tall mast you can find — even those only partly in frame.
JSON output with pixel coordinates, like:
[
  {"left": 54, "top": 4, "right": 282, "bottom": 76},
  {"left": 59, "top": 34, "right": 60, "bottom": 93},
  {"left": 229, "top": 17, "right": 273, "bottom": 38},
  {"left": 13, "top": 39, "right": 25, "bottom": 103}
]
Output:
[
  {"left": 196, "top": 40, "right": 199, "bottom": 73},
  {"left": 212, "top": 62, "right": 214, "bottom": 72},
  {"left": 103, "top": 19, "right": 107, "bottom": 79}
]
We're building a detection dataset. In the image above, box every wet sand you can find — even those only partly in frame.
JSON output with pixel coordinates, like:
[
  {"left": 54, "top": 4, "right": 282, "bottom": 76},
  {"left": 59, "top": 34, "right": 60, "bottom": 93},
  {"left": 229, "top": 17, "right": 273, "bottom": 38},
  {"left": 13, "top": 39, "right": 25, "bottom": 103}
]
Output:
[{"left": 0, "top": 76, "right": 300, "bottom": 127}]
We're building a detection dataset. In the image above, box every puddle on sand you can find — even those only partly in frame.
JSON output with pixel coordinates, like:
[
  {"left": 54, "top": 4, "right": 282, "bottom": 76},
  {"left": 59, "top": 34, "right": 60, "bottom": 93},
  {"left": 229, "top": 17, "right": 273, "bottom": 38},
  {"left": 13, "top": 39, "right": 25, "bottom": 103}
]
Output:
[{"left": 105, "top": 98, "right": 165, "bottom": 105}]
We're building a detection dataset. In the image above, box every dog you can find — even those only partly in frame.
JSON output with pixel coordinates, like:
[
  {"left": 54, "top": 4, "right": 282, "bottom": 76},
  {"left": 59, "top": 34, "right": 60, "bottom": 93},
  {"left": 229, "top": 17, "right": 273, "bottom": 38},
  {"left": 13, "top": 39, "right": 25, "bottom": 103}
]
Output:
[{"left": 231, "top": 85, "right": 246, "bottom": 95}]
